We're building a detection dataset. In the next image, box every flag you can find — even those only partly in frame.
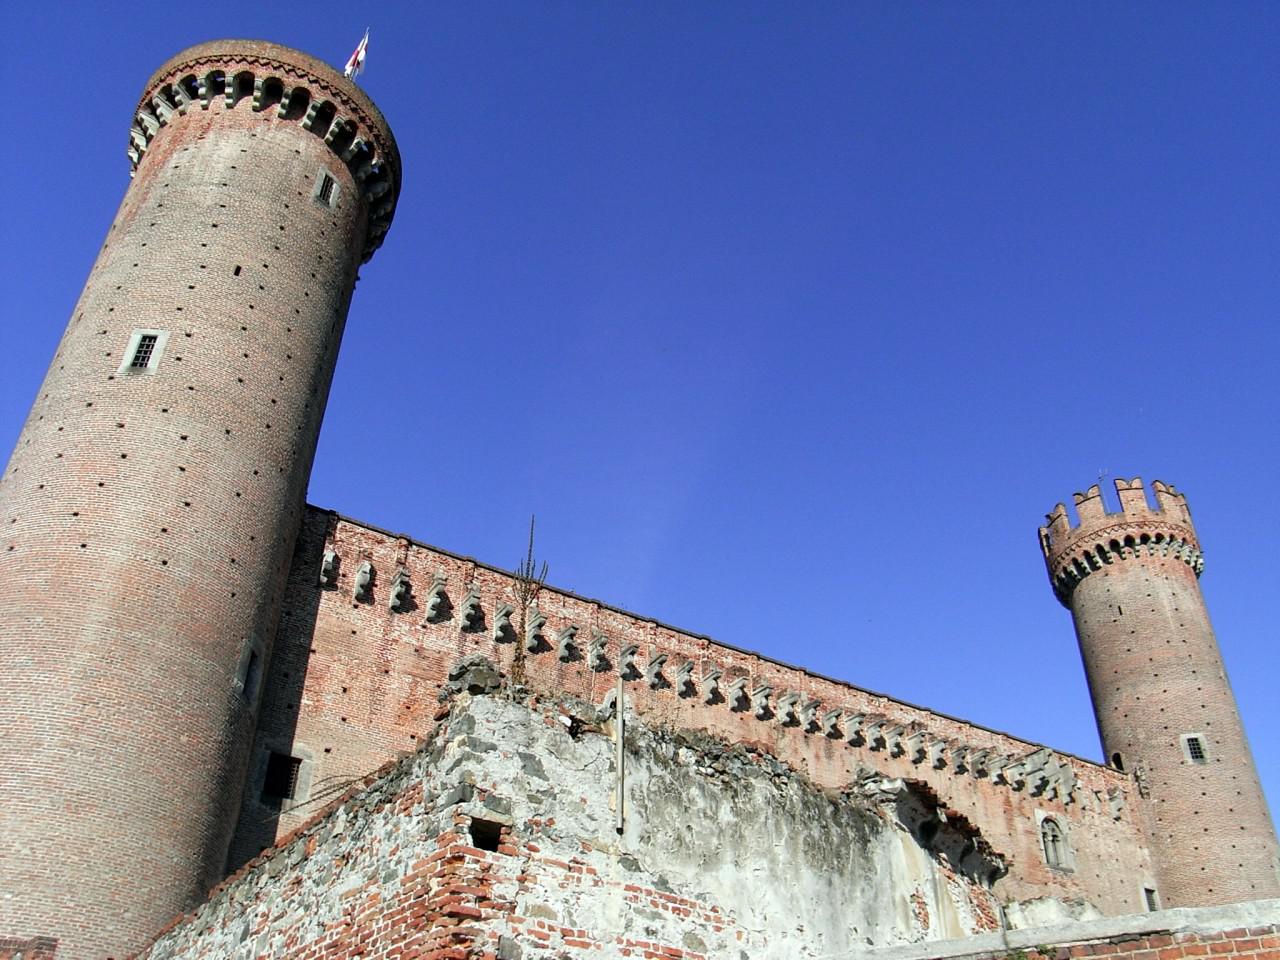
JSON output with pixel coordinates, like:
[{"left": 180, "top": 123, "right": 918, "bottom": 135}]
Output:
[{"left": 344, "top": 30, "right": 369, "bottom": 79}]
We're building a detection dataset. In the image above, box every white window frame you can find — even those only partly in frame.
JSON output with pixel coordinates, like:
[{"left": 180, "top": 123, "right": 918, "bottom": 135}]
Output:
[
  {"left": 1034, "top": 810, "right": 1074, "bottom": 872},
  {"left": 1179, "top": 732, "right": 1210, "bottom": 764},
  {"left": 118, "top": 328, "right": 170, "bottom": 375},
  {"left": 313, "top": 169, "right": 340, "bottom": 208}
]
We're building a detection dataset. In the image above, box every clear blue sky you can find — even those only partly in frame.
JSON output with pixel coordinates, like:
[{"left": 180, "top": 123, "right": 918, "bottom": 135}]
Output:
[{"left": 2, "top": 3, "right": 1276, "bottom": 821}]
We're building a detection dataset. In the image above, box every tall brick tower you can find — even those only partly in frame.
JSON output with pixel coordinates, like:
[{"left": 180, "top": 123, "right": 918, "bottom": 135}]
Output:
[
  {"left": 0, "top": 41, "right": 398, "bottom": 958},
  {"left": 1040, "top": 478, "right": 1280, "bottom": 908}
]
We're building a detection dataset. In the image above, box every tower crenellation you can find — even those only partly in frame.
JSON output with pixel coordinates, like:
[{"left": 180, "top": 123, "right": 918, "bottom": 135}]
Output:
[{"left": 1039, "top": 478, "right": 1203, "bottom": 606}]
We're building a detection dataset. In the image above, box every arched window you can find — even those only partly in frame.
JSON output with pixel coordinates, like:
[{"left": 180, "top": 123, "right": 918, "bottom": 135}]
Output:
[{"left": 1041, "top": 818, "right": 1067, "bottom": 869}]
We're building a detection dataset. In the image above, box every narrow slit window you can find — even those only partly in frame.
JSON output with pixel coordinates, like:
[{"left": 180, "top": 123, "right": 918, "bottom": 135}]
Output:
[
  {"left": 130, "top": 334, "right": 158, "bottom": 369},
  {"left": 1144, "top": 887, "right": 1159, "bottom": 911},
  {"left": 242, "top": 648, "right": 262, "bottom": 703},
  {"left": 1040, "top": 818, "right": 1067, "bottom": 869},
  {"left": 262, "top": 752, "right": 301, "bottom": 800},
  {"left": 316, "top": 172, "right": 336, "bottom": 207}
]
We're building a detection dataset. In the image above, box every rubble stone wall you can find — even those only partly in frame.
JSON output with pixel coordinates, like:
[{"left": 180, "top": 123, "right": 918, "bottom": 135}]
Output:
[{"left": 150, "top": 689, "right": 1005, "bottom": 960}]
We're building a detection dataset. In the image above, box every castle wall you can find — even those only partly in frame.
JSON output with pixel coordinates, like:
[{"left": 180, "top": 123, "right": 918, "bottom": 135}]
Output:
[
  {"left": 230, "top": 507, "right": 1156, "bottom": 916},
  {"left": 143, "top": 691, "right": 1005, "bottom": 960}
]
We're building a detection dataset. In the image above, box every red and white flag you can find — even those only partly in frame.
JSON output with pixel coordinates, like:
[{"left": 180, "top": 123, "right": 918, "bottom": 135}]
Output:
[{"left": 343, "top": 29, "right": 369, "bottom": 79}]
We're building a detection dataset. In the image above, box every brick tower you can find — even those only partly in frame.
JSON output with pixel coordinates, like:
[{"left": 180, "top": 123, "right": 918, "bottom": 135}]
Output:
[
  {"left": 0, "top": 41, "right": 398, "bottom": 958},
  {"left": 1040, "top": 478, "right": 1280, "bottom": 907}
]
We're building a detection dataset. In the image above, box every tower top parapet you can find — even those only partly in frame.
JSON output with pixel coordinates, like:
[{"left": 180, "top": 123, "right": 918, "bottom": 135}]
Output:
[
  {"left": 1039, "top": 478, "right": 1203, "bottom": 605},
  {"left": 131, "top": 39, "right": 400, "bottom": 262}
]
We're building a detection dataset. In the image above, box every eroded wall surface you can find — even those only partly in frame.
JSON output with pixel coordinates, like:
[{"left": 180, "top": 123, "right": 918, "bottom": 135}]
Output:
[
  {"left": 229, "top": 509, "right": 1155, "bottom": 916},
  {"left": 152, "top": 688, "right": 1004, "bottom": 959}
]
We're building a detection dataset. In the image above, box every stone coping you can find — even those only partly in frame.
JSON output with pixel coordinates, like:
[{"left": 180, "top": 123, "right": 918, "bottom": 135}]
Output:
[{"left": 846, "top": 899, "right": 1280, "bottom": 960}]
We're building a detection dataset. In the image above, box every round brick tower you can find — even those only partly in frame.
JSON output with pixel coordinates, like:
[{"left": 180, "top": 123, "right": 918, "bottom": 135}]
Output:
[
  {"left": 1040, "top": 478, "right": 1280, "bottom": 907},
  {"left": 0, "top": 41, "right": 398, "bottom": 958}
]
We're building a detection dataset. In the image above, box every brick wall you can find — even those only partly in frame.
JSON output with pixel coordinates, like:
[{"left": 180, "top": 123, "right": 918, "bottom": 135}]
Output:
[
  {"left": 0, "top": 937, "right": 58, "bottom": 960},
  {"left": 231, "top": 508, "right": 1155, "bottom": 916},
  {"left": 855, "top": 899, "right": 1280, "bottom": 960},
  {"left": 0, "top": 42, "right": 397, "bottom": 960}
]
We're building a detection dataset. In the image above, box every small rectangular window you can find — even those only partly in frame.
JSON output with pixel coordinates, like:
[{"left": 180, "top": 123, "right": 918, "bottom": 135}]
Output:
[
  {"left": 316, "top": 172, "right": 336, "bottom": 207},
  {"left": 263, "top": 752, "right": 301, "bottom": 800},
  {"left": 1144, "top": 887, "right": 1159, "bottom": 911},
  {"left": 118, "top": 329, "right": 168, "bottom": 375},
  {"left": 1181, "top": 733, "right": 1209, "bottom": 764},
  {"left": 129, "top": 334, "right": 158, "bottom": 369}
]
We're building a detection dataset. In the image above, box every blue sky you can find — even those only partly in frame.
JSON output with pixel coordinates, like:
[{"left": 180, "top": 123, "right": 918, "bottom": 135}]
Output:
[{"left": 2, "top": 3, "right": 1276, "bottom": 820}]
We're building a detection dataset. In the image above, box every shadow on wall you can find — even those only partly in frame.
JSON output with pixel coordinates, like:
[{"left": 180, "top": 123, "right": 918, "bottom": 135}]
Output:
[{"left": 223, "top": 512, "right": 328, "bottom": 872}]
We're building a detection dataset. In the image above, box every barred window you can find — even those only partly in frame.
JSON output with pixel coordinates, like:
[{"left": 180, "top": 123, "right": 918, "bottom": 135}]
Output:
[
  {"left": 263, "top": 752, "right": 301, "bottom": 800},
  {"left": 129, "top": 334, "right": 158, "bottom": 369},
  {"left": 1181, "top": 733, "right": 1209, "bottom": 764},
  {"left": 119, "top": 329, "right": 167, "bottom": 374},
  {"left": 315, "top": 171, "right": 338, "bottom": 207}
]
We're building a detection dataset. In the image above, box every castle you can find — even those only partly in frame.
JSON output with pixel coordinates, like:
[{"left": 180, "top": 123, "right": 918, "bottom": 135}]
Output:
[{"left": 0, "top": 39, "right": 1276, "bottom": 960}]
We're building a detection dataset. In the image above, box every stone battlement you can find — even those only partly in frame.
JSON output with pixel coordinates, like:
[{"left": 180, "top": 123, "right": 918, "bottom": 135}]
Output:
[{"left": 1038, "top": 478, "right": 1202, "bottom": 605}]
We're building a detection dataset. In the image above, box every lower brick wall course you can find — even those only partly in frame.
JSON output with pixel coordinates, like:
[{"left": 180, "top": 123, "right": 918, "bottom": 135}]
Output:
[{"left": 851, "top": 900, "right": 1280, "bottom": 960}]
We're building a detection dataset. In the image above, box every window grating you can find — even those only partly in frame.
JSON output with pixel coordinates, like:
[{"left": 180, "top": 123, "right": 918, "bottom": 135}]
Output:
[
  {"left": 1144, "top": 887, "right": 1159, "bottom": 911},
  {"left": 263, "top": 752, "right": 301, "bottom": 800},
  {"left": 1186, "top": 736, "right": 1206, "bottom": 762},
  {"left": 130, "top": 334, "right": 159, "bottom": 369},
  {"left": 317, "top": 173, "right": 336, "bottom": 207}
]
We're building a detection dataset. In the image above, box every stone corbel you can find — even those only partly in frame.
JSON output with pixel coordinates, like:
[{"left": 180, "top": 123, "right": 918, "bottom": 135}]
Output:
[
  {"left": 843, "top": 713, "right": 868, "bottom": 744},
  {"left": 556, "top": 625, "right": 578, "bottom": 662},
  {"left": 319, "top": 548, "right": 339, "bottom": 586},
  {"left": 458, "top": 585, "right": 483, "bottom": 632},
  {"left": 525, "top": 605, "right": 547, "bottom": 652},
  {"left": 800, "top": 699, "right": 822, "bottom": 732},
  {"left": 645, "top": 652, "right": 668, "bottom": 689},
  {"left": 619, "top": 643, "right": 639, "bottom": 679},
  {"left": 727, "top": 677, "right": 749, "bottom": 711},
  {"left": 422, "top": 573, "right": 448, "bottom": 622},
  {"left": 969, "top": 749, "right": 992, "bottom": 777},
  {"left": 950, "top": 745, "right": 969, "bottom": 773},
  {"left": 863, "top": 719, "right": 887, "bottom": 749},
  {"left": 703, "top": 668, "right": 723, "bottom": 705},
  {"left": 777, "top": 692, "right": 801, "bottom": 727},
  {"left": 821, "top": 709, "right": 843, "bottom": 738},
  {"left": 492, "top": 603, "right": 515, "bottom": 643},
  {"left": 674, "top": 661, "right": 695, "bottom": 697},
  {"left": 905, "top": 732, "right": 927, "bottom": 763},
  {"left": 1108, "top": 787, "right": 1126, "bottom": 821},
  {"left": 928, "top": 739, "right": 948, "bottom": 769},
  {"left": 750, "top": 684, "right": 773, "bottom": 720},
  {"left": 588, "top": 629, "right": 609, "bottom": 671},
  {"left": 353, "top": 561, "right": 373, "bottom": 602},
  {"left": 389, "top": 569, "right": 412, "bottom": 611},
  {"left": 884, "top": 725, "right": 906, "bottom": 756}
]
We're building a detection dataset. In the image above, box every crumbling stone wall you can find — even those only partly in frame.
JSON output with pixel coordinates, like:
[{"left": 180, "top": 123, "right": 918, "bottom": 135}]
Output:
[
  {"left": 150, "top": 684, "right": 1004, "bottom": 959},
  {"left": 232, "top": 509, "right": 1154, "bottom": 918}
]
